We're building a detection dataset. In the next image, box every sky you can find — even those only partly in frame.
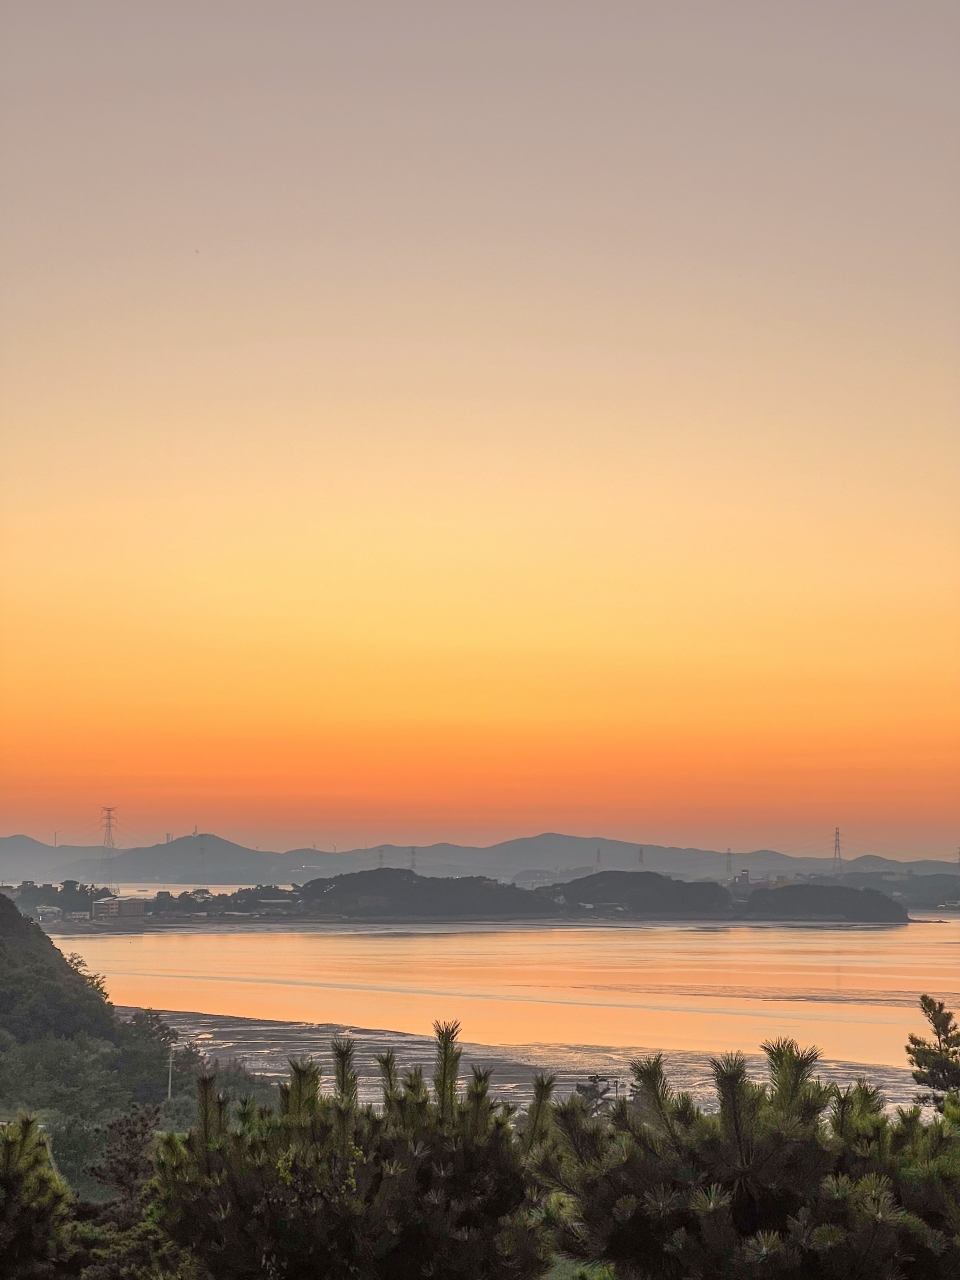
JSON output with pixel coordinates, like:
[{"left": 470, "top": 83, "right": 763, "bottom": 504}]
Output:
[{"left": 1, "top": 2, "right": 957, "bottom": 858}]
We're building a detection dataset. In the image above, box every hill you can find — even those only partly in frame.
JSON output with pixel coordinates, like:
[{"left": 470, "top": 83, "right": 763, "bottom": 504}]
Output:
[
  {"left": 0, "top": 891, "right": 118, "bottom": 1041},
  {"left": 743, "top": 884, "right": 908, "bottom": 923},
  {"left": 4, "top": 830, "right": 958, "bottom": 888},
  {"left": 53, "top": 833, "right": 279, "bottom": 886},
  {"left": 808, "top": 871, "right": 960, "bottom": 911},
  {"left": 535, "top": 869, "right": 732, "bottom": 918},
  {"left": 300, "top": 868, "right": 554, "bottom": 918},
  {"left": 298, "top": 868, "right": 731, "bottom": 920}
]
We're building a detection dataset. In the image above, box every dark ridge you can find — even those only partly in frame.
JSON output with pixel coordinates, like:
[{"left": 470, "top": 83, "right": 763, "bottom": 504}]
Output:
[
  {"left": 300, "top": 867, "right": 554, "bottom": 918},
  {"left": 743, "top": 883, "right": 908, "bottom": 923},
  {"left": 535, "top": 869, "right": 732, "bottom": 917}
]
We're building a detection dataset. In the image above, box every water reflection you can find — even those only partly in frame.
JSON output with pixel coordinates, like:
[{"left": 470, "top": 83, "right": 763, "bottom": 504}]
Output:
[{"left": 61, "top": 918, "right": 960, "bottom": 1068}]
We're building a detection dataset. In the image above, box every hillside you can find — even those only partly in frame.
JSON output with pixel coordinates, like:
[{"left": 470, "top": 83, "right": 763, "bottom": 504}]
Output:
[
  {"left": 0, "top": 891, "right": 118, "bottom": 1041},
  {"left": 809, "top": 871, "right": 960, "bottom": 910},
  {"left": 298, "top": 868, "right": 731, "bottom": 920},
  {"left": 743, "top": 884, "right": 908, "bottom": 923},
  {"left": 535, "top": 870, "right": 732, "bottom": 918},
  {"left": 53, "top": 833, "right": 280, "bottom": 885},
  {"left": 300, "top": 868, "right": 554, "bottom": 918}
]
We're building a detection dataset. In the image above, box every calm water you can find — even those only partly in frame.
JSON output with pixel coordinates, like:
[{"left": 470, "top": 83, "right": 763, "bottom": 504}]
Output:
[{"left": 60, "top": 918, "right": 960, "bottom": 1069}]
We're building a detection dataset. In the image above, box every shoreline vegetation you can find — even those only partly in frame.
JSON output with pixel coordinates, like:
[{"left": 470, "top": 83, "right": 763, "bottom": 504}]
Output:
[
  {"left": 4, "top": 882, "right": 960, "bottom": 1276},
  {"left": 15, "top": 867, "right": 912, "bottom": 935}
]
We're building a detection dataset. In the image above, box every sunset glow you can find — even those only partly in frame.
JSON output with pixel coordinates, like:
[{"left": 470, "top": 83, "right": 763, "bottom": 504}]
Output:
[{"left": 1, "top": 3, "right": 957, "bottom": 854}]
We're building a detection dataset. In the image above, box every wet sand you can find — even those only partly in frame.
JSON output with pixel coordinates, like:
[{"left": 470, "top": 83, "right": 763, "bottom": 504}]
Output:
[{"left": 126, "top": 1007, "right": 920, "bottom": 1111}]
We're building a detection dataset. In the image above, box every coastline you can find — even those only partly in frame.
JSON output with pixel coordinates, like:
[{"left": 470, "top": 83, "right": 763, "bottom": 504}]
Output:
[
  {"left": 118, "top": 1005, "right": 921, "bottom": 1111},
  {"left": 43, "top": 912, "right": 923, "bottom": 937}
]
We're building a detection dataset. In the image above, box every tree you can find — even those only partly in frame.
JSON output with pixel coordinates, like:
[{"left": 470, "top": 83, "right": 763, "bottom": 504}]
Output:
[
  {"left": 88, "top": 1106, "right": 161, "bottom": 1212},
  {"left": 535, "top": 1038, "right": 960, "bottom": 1278},
  {"left": 149, "top": 1021, "right": 550, "bottom": 1279},
  {"left": 907, "top": 994, "right": 960, "bottom": 1110},
  {"left": 0, "top": 1116, "right": 72, "bottom": 1279}
]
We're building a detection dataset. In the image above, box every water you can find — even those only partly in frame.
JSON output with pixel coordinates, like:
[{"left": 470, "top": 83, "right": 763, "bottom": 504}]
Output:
[
  {"left": 58, "top": 917, "right": 960, "bottom": 1073},
  {"left": 111, "top": 884, "right": 294, "bottom": 896}
]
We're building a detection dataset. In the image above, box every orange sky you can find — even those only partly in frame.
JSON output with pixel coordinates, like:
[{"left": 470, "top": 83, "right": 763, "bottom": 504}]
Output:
[{"left": 1, "top": 2, "right": 957, "bottom": 856}]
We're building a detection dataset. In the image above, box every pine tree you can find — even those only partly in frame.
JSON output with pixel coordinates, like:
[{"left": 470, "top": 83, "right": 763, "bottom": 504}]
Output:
[
  {"left": 907, "top": 994, "right": 960, "bottom": 1110},
  {"left": 534, "top": 1037, "right": 960, "bottom": 1278},
  {"left": 148, "top": 1020, "right": 551, "bottom": 1279},
  {"left": 0, "top": 1115, "right": 72, "bottom": 1279}
]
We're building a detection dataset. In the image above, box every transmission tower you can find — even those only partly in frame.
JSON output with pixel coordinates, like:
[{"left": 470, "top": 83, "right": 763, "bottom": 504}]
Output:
[
  {"left": 726, "top": 848, "right": 732, "bottom": 879},
  {"left": 832, "top": 827, "right": 842, "bottom": 877},
  {"left": 638, "top": 845, "right": 644, "bottom": 868},
  {"left": 595, "top": 846, "right": 602, "bottom": 872},
  {"left": 101, "top": 806, "right": 117, "bottom": 848}
]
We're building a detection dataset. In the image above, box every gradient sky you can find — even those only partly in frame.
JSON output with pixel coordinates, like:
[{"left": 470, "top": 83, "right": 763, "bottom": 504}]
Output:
[{"left": 1, "top": 2, "right": 957, "bottom": 857}]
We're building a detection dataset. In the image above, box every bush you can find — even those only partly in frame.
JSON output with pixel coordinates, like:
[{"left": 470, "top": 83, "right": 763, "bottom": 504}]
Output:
[
  {"left": 151, "top": 1022, "right": 551, "bottom": 1280},
  {"left": 534, "top": 1036, "right": 960, "bottom": 1278}
]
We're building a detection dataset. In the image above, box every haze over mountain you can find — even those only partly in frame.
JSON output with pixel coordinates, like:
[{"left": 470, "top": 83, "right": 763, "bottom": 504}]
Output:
[{"left": 1, "top": 831, "right": 956, "bottom": 888}]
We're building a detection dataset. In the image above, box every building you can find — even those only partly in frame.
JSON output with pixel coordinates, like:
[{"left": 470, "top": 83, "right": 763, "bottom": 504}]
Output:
[
  {"left": 92, "top": 896, "right": 149, "bottom": 920},
  {"left": 36, "top": 904, "right": 63, "bottom": 922}
]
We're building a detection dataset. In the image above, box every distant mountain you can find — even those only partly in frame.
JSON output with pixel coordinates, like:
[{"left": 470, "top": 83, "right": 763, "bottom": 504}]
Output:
[
  {"left": 0, "top": 835, "right": 112, "bottom": 883},
  {"left": 52, "top": 834, "right": 280, "bottom": 885},
  {"left": 2, "top": 830, "right": 957, "bottom": 887},
  {"left": 283, "top": 836, "right": 960, "bottom": 884}
]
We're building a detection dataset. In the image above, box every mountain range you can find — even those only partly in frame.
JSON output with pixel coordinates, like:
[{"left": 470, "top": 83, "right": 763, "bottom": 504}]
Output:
[{"left": 1, "top": 831, "right": 957, "bottom": 887}]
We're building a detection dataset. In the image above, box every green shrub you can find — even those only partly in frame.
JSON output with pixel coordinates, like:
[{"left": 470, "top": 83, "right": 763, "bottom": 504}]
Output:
[
  {"left": 534, "top": 1036, "right": 960, "bottom": 1279},
  {"left": 151, "top": 1022, "right": 551, "bottom": 1280}
]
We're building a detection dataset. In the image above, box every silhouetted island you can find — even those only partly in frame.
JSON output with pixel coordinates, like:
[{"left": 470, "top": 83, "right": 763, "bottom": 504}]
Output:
[
  {"left": 27, "top": 868, "right": 912, "bottom": 929},
  {"left": 743, "top": 882, "right": 908, "bottom": 923}
]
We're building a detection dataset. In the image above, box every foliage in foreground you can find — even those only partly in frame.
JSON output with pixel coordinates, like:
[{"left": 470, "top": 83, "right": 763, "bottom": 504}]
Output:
[
  {"left": 535, "top": 1034, "right": 960, "bottom": 1279},
  {"left": 0, "top": 1115, "right": 72, "bottom": 1279},
  {"left": 907, "top": 995, "right": 960, "bottom": 1110},
  {"left": 151, "top": 1022, "right": 550, "bottom": 1279},
  {"left": 3, "top": 998, "right": 960, "bottom": 1278}
]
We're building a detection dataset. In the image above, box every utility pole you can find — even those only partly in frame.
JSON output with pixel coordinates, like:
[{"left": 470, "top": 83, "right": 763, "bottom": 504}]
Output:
[
  {"left": 167, "top": 1044, "right": 174, "bottom": 1100},
  {"left": 638, "top": 845, "right": 644, "bottom": 868},
  {"left": 832, "top": 827, "right": 842, "bottom": 877},
  {"left": 53, "top": 831, "right": 58, "bottom": 848},
  {"left": 726, "top": 848, "right": 732, "bottom": 879}
]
